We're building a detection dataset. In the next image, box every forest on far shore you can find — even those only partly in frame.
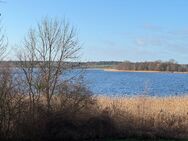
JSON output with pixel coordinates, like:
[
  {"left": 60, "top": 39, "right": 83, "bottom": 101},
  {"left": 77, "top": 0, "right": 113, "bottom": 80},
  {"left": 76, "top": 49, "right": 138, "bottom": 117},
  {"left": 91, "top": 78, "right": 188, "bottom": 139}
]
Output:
[
  {"left": 0, "top": 59, "right": 188, "bottom": 72},
  {"left": 81, "top": 59, "right": 188, "bottom": 72},
  {"left": 115, "top": 60, "right": 188, "bottom": 72}
]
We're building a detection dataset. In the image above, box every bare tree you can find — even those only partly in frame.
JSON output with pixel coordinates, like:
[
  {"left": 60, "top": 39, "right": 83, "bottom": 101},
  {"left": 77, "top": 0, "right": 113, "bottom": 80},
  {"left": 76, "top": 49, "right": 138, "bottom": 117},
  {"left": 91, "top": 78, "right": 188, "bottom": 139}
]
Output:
[
  {"left": 0, "top": 21, "right": 7, "bottom": 60},
  {"left": 0, "top": 19, "right": 13, "bottom": 138},
  {"left": 17, "top": 18, "right": 81, "bottom": 114}
]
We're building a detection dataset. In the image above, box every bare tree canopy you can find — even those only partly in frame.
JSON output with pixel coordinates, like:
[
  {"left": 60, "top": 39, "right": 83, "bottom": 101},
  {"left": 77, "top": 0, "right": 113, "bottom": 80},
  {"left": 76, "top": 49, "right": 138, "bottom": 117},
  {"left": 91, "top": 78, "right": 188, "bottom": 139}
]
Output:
[
  {"left": 0, "top": 20, "right": 7, "bottom": 59},
  {"left": 17, "top": 18, "right": 81, "bottom": 113},
  {"left": 18, "top": 18, "right": 80, "bottom": 62}
]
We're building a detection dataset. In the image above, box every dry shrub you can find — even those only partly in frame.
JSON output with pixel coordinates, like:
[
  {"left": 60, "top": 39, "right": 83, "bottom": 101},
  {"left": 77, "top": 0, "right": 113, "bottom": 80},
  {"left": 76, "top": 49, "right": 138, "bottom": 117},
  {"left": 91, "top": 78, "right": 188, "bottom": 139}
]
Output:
[
  {"left": 0, "top": 66, "right": 26, "bottom": 140},
  {"left": 0, "top": 67, "right": 99, "bottom": 141},
  {"left": 51, "top": 81, "right": 95, "bottom": 114},
  {"left": 39, "top": 82, "right": 117, "bottom": 141},
  {"left": 10, "top": 82, "right": 97, "bottom": 141}
]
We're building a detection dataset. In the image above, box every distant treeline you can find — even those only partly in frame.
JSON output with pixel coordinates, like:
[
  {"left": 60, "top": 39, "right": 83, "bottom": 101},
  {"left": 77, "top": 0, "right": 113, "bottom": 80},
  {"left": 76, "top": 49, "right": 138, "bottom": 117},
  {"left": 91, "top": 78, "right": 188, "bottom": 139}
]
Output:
[
  {"left": 86, "top": 61, "right": 121, "bottom": 68},
  {"left": 116, "top": 60, "right": 188, "bottom": 72},
  {"left": 0, "top": 61, "right": 84, "bottom": 68},
  {"left": 1, "top": 60, "right": 188, "bottom": 72},
  {"left": 0, "top": 61, "right": 121, "bottom": 68}
]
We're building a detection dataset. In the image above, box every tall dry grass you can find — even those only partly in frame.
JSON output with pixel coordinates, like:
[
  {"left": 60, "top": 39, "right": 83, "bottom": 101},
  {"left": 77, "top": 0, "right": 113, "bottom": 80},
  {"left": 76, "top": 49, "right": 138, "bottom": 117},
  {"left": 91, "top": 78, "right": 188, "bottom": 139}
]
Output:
[{"left": 97, "top": 95, "right": 188, "bottom": 139}]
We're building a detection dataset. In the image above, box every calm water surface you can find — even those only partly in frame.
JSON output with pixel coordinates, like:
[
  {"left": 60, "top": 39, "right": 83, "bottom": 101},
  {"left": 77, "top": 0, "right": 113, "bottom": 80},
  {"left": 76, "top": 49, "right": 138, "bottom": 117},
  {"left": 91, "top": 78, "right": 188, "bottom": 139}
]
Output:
[{"left": 82, "top": 69, "right": 188, "bottom": 96}]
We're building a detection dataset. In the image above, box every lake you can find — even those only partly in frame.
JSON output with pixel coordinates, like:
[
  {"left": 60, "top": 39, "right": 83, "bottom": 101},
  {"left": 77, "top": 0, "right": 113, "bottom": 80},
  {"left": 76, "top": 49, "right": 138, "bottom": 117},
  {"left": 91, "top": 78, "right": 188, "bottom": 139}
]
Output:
[{"left": 82, "top": 69, "right": 188, "bottom": 96}]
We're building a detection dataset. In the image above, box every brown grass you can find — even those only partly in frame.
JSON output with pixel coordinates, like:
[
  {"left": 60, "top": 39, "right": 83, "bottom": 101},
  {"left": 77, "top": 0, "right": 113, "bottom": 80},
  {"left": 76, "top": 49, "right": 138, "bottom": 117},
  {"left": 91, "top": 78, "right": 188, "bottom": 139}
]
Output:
[
  {"left": 97, "top": 95, "right": 188, "bottom": 115},
  {"left": 96, "top": 95, "right": 188, "bottom": 139}
]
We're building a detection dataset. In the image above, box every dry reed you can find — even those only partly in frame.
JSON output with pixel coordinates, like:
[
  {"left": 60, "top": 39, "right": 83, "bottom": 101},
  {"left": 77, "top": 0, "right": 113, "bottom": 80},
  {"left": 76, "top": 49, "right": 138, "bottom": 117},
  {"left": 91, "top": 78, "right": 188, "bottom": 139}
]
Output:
[{"left": 96, "top": 95, "right": 188, "bottom": 139}]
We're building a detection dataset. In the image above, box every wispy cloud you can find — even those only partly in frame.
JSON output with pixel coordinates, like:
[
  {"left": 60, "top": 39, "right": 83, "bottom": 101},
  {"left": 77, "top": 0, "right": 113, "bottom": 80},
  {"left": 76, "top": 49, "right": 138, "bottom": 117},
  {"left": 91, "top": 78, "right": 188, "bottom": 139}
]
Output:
[
  {"left": 87, "top": 24, "right": 188, "bottom": 62},
  {"left": 132, "top": 23, "right": 188, "bottom": 55},
  {"left": 135, "top": 37, "right": 165, "bottom": 47},
  {"left": 167, "top": 28, "right": 188, "bottom": 37},
  {"left": 143, "top": 23, "right": 163, "bottom": 31},
  {"left": 101, "top": 40, "right": 116, "bottom": 47},
  {"left": 134, "top": 36, "right": 188, "bottom": 56}
]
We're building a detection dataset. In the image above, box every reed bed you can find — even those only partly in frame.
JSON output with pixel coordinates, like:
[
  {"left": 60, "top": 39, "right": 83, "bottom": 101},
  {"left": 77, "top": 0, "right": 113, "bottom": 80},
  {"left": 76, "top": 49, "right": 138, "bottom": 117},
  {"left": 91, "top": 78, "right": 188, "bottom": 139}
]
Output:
[
  {"left": 96, "top": 95, "right": 188, "bottom": 139},
  {"left": 97, "top": 95, "right": 188, "bottom": 115}
]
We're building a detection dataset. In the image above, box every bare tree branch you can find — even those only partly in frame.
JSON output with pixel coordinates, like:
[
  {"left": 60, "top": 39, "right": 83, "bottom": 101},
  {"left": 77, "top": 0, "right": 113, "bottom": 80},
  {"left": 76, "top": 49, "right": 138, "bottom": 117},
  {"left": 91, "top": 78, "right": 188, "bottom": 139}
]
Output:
[{"left": 17, "top": 18, "right": 81, "bottom": 113}]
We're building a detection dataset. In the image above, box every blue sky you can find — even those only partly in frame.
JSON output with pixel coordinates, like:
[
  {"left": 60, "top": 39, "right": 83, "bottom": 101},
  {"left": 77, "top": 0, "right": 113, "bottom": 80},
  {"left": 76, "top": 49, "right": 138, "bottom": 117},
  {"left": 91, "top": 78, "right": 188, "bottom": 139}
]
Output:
[{"left": 1, "top": 0, "right": 188, "bottom": 63}]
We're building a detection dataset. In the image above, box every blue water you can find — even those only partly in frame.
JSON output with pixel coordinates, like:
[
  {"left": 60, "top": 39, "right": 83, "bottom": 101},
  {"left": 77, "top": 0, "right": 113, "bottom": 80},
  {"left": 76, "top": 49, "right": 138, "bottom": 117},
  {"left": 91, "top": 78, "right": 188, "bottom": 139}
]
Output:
[
  {"left": 14, "top": 68, "right": 188, "bottom": 96},
  {"left": 82, "top": 69, "right": 188, "bottom": 96}
]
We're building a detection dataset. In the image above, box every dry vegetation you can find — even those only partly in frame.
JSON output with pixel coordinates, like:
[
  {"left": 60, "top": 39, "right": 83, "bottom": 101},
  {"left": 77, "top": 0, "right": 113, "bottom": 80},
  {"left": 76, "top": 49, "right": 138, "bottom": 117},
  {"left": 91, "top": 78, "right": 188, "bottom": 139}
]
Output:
[
  {"left": 0, "top": 67, "right": 187, "bottom": 140},
  {"left": 97, "top": 96, "right": 188, "bottom": 139}
]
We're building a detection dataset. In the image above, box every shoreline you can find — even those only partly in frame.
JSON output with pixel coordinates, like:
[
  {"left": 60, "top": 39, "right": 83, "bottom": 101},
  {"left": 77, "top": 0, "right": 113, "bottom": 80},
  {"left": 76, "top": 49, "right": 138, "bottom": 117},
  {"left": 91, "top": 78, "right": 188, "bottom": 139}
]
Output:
[{"left": 103, "top": 68, "right": 188, "bottom": 74}]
